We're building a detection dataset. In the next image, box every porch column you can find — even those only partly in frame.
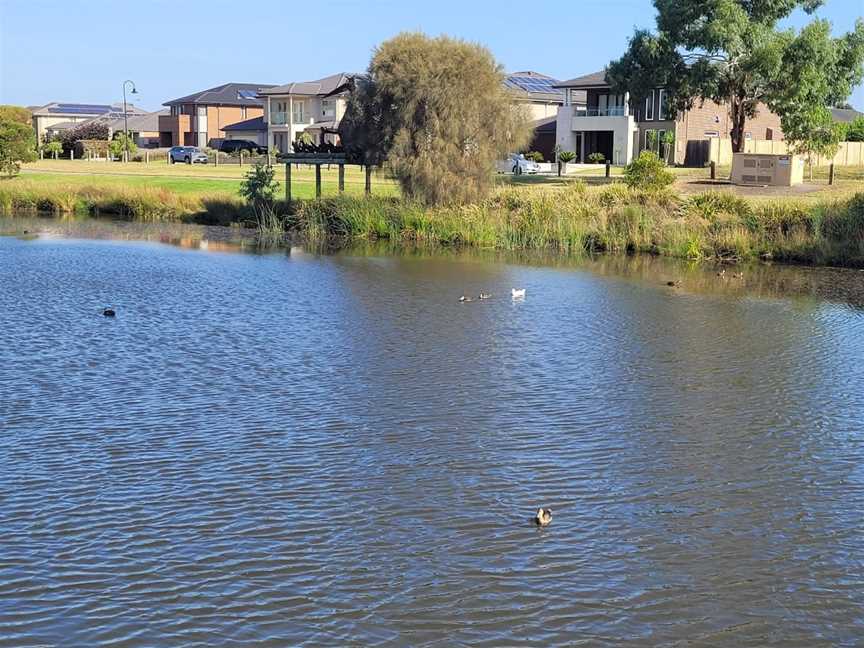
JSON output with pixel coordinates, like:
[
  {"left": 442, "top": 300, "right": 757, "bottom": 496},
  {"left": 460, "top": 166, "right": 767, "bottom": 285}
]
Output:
[
  {"left": 580, "top": 132, "right": 586, "bottom": 163},
  {"left": 288, "top": 97, "right": 294, "bottom": 153},
  {"left": 623, "top": 91, "right": 630, "bottom": 117}
]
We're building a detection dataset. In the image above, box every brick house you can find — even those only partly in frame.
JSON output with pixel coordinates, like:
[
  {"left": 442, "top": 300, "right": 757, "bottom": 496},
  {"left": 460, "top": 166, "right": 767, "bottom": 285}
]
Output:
[
  {"left": 159, "top": 82, "right": 276, "bottom": 148},
  {"left": 554, "top": 70, "right": 784, "bottom": 165}
]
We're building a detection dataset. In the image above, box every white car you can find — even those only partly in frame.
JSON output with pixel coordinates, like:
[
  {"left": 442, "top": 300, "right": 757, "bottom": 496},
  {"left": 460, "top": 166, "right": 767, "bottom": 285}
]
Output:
[{"left": 503, "top": 153, "right": 541, "bottom": 175}]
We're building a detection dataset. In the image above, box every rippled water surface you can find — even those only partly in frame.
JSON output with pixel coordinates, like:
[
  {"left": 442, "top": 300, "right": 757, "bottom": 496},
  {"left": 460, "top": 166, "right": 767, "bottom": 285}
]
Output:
[{"left": 2, "top": 218, "right": 863, "bottom": 646}]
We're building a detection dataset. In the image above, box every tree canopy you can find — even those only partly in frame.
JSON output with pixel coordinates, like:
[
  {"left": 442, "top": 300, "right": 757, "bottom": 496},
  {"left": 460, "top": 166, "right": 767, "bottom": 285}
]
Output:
[
  {"left": 339, "top": 32, "right": 530, "bottom": 205},
  {"left": 0, "top": 119, "right": 37, "bottom": 176},
  {"left": 0, "top": 105, "right": 32, "bottom": 125},
  {"left": 607, "top": 1, "right": 864, "bottom": 152}
]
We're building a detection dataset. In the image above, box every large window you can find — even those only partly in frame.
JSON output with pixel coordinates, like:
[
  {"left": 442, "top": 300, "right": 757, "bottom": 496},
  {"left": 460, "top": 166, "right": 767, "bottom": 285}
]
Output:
[
  {"left": 322, "top": 99, "right": 336, "bottom": 119},
  {"left": 292, "top": 100, "right": 305, "bottom": 123},
  {"left": 657, "top": 90, "right": 667, "bottom": 120},
  {"left": 645, "top": 90, "right": 655, "bottom": 121}
]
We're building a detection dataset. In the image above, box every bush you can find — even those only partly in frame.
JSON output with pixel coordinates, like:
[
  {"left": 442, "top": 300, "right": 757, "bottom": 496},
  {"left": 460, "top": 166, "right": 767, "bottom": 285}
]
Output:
[
  {"left": 525, "top": 151, "right": 545, "bottom": 163},
  {"left": 587, "top": 152, "right": 605, "bottom": 164},
  {"left": 109, "top": 133, "right": 138, "bottom": 160},
  {"left": 239, "top": 161, "right": 279, "bottom": 206},
  {"left": 624, "top": 151, "right": 674, "bottom": 190},
  {"left": 558, "top": 151, "right": 576, "bottom": 163},
  {"left": 44, "top": 140, "right": 63, "bottom": 159},
  {"left": 0, "top": 119, "right": 37, "bottom": 176}
]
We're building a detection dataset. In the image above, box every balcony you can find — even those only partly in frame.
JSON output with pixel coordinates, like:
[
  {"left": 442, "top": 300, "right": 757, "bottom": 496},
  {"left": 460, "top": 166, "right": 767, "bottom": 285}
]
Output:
[
  {"left": 270, "top": 111, "right": 288, "bottom": 126},
  {"left": 574, "top": 106, "right": 627, "bottom": 117}
]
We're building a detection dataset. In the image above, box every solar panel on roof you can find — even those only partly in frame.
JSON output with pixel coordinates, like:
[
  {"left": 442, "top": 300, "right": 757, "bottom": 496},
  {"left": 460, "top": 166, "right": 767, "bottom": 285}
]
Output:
[
  {"left": 506, "top": 76, "right": 562, "bottom": 95},
  {"left": 237, "top": 90, "right": 258, "bottom": 99},
  {"left": 49, "top": 104, "right": 114, "bottom": 115}
]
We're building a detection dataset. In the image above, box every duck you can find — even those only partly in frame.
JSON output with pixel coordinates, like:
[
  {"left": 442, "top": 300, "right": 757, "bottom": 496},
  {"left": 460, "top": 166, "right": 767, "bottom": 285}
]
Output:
[
  {"left": 732, "top": 272, "right": 744, "bottom": 279},
  {"left": 666, "top": 280, "right": 680, "bottom": 287},
  {"left": 459, "top": 295, "right": 473, "bottom": 303},
  {"left": 716, "top": 269, "right": 726, "bottom": 277},
  {"left": 511, "top": 288, "right": 526, "bottom": 299},
  {"left": 534, "top": 508, "right": 552, "bottom": 527},
  {"left": 102, "top": 308, "right": 116, "bottom": 318},
  {"left": 478, "top": 293, "right": 492, "bottom": 300}
]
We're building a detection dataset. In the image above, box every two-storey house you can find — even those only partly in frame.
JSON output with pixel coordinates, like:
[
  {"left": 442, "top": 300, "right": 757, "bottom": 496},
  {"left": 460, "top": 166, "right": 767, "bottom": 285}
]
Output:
[
  {"left": 555, "top": 70, "right": 785, "bottom": 165},
  {"left": 259, "top": 73, "right": 355, "bottom": 154},
  {"left": 159, "top": 82, "right": 276, "bottom": 148}
]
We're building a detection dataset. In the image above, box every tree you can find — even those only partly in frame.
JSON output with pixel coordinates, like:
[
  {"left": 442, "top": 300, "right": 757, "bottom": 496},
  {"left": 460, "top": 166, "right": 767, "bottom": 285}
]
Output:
[
  {"left": 339, "top": 32, "right": 531, "bottom": 205},
  {"left": 0, "top": 105, "right": 31, "bottom": 125},
  {"left": 44, "top": 140, "right": 63, "bottom": 159},
  {"left": 842, "top": 116, "right": 864, "bottom": 141},
  {"left": 607, "top": 2, "right": 864, "bottom": 153},
  {"left": 783, "top": 106, "right": 842, "bottom": 179},
  {"left": 0, "top": 119, "right": 37, "bottom": 176},
  {"left": 109, "top": 132, "right": 138, "bottom": 160},
  {"left": 239, "top": 161, "right": 279, "bottom": 207},
  {"left": 60, "top": 121, "right": 109, "bottom": 155}
]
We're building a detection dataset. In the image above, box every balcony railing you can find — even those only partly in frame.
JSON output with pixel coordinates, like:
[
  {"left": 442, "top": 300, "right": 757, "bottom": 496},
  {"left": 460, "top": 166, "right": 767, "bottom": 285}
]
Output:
[
  {"left": 575, "top": 107, "right": 627, "bottom": 117},
  {"left": 270, "top": 111, "right": 289, "bottom": 125}
]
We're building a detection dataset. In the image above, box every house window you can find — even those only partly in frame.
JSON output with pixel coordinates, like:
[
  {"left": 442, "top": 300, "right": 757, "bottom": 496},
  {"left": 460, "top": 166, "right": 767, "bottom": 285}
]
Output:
[
  {"left": 704, "top": 130, "right": 720, "bottom": 137},
  {"left": 657, "top": 89, "right": 666, "bottom": 120},
  {"left": 744, "top": 131, "right": 753, "bottom": 140},
  {"left": 322, "top": 99, "right": 336, "bottom": 119},
  {"left": 293, "top": 100, "right": 305, "bottom": 123},
  {"left": 766, "top": 128, "right": 773, "bottom": 141},
  {"left": 645, "top": 90, "right": 655, "bottom": 121}
]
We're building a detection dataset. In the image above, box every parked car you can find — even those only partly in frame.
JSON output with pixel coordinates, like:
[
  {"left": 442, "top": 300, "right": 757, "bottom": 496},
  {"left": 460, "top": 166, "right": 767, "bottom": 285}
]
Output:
[
  {"left": 508, "top": 153, "right": 541, "bottom": 175},
  {"left": 219, "top": 139, "right": 266, "bottom": 155},
  {"left": 169, "top": 146, "right": 209, "bottom": 164}
]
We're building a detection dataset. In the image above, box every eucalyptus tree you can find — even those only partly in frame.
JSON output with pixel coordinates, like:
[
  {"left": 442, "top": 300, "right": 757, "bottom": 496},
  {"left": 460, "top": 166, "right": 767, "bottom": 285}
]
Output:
[
  {"left": 607, "top": 1, "right": 864, "bottom": 153},
  {"left": 339, "top": 32, "right": 531, "bottom": 205}
]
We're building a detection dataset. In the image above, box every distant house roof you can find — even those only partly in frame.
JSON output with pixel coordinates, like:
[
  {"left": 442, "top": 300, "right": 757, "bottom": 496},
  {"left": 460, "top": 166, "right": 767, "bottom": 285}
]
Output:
[
  {"left": 32, "top": 102, "right": 145, "bottom": 117},
  {"left": 505, "top": 71, "right": 566, "bottom": 104},
  {"left": 100, "top": 109, "right": 169, "bottom": 133},
  {"left": 163, "top": 83, "right": 277, "bottom": 107},
  {"left": 259, "top": 73, "right": 355, "bottom": 97},
  {"left": 832, "top": 107, "right": 863, "bottom": 123},
  {"left": 554, "top": 70, "right": 610, "bottom": 90},
  {"left": 222, "top": 115, "right": 267, "bottom": 132}
]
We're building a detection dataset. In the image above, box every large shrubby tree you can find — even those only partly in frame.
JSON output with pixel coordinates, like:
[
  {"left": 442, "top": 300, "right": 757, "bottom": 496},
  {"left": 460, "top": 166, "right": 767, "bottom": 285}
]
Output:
[
  {"left": 0, "top": 105, "right": 32, "bottom": 125},
  {"left": 339, "top": 32, "right": 530, "bottom": 205},
  {"left": 0, "top": 119, "right": 36, "bottom": 176},
  {"left": 607, "top": 1, "right": 864, "bottom": 153}
]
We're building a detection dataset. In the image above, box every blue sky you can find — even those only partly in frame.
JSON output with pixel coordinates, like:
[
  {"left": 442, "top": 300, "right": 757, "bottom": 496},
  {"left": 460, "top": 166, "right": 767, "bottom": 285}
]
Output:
[{"left": 1, "top": 0, "right": 862, "bottom": 110}]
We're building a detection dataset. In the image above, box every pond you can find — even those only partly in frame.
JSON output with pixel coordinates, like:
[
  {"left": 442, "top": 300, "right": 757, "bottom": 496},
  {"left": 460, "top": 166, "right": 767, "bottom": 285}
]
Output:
[{"left": 1, "top": 217, "right": 863, "bottom": 646}]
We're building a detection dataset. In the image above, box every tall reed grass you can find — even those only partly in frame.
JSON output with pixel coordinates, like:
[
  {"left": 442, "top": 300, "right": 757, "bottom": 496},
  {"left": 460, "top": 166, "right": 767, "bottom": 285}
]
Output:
[{"left": 3, "top": 178, "right": 863, "bottom": 267}]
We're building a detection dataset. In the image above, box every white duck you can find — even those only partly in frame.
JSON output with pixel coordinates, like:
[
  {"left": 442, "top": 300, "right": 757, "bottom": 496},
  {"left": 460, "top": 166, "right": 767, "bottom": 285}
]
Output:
[{"left": 511, "top": 288, "right": 526, "bottom": 299}]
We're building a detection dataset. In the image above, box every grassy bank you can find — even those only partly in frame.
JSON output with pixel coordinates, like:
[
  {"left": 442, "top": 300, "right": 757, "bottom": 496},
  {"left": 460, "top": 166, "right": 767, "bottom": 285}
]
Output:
[
  {"left": 3, "top": 173, "right": 864, "bottom": 267},
  {"left": 290, "top": 183, "right": 864, "bottom": 267}
]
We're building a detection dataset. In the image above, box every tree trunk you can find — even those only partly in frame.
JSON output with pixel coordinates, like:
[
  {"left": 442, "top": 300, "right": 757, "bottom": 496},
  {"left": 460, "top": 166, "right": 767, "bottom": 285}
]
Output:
[{"left": 729, "top": 95, "right": 747, "bottom": 153}]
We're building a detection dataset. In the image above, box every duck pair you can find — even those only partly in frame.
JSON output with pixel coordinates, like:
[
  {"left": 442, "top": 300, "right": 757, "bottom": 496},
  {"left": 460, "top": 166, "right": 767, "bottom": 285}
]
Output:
[{"left": 459, "top": 293, "right": 494, "bottom": 303}]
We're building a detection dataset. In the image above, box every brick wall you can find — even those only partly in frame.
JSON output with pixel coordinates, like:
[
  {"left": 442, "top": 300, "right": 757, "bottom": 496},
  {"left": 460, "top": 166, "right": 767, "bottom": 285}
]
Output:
[{"left": 205, "top": 106, "right": 264, "bottom": 144}]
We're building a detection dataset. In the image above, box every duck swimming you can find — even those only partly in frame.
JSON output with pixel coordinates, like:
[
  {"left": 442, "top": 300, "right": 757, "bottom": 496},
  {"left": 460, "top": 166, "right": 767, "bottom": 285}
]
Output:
[
  {"left": 102, "top": 308, "right": 116, "bottom": 317},
  {"left": 478, "top": 293, "right": 492, "bottom": 300},
  {"left": 459, "top": 295, "right": 473, "bottom": 303},
  {"left": 534, "top": 508, "right": 552, "bottom": 526},
  {"left": 511, "top": 288, "right": 526, "bottom": 299}
]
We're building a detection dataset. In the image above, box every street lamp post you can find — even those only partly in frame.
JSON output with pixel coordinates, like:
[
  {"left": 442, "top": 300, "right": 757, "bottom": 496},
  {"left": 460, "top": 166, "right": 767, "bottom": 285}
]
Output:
[{"left": 122, "top": 80, "right": 137, "bottom": 162}]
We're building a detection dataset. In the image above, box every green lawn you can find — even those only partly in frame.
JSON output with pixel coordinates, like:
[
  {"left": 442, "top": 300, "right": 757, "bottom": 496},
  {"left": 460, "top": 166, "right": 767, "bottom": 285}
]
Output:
[{"left": 19, "top": 159, "right": 399, "bottom": 200}]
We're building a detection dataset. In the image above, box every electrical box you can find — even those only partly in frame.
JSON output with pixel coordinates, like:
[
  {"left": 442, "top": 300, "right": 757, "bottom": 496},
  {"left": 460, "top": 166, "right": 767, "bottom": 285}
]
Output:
[{"left": 731, "top": 153, "right": 804, "bottom": 187}]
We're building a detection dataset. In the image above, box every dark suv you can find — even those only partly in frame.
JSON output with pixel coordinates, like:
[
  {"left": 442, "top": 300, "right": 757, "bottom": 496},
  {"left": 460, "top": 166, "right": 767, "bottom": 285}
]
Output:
[{"left": 219, "top": 139, "right": 266, "bottom": 154}]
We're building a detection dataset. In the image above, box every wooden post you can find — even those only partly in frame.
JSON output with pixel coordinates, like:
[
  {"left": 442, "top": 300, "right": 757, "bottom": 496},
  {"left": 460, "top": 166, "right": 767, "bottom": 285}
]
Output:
[
  {"left": 828, "top": 163, "right": 835, "bottom": 186},
  {"left": 167, "top": 151, "right": 170, "bottom": 165},
  {"left": 557, "top": 161, "right": 562, "bottom": 177},
  {"left": 71, "top": 149, "right": 74, "bottom": 161},
  {"left": 285, "top": 163, "right": 292, "bottom": 203},
  {"left": 604, "top": 161, "right": 610, "bottom": 178},
  {"left": 365, "top": 165, "right": 372, "bottom": 195},
  {"left": 710, "top": 161, "right": 716, "bottom": 180},
  {"left": 145, "top": 150, "right": 149, "bottom": 164},
  {"left": 40, "top": 148, "right": 44, "bottom": 160},
  {"left": 338, "top": 164, "right": 345, "bottom": 193},
  {"left": 315, "top": 163, "right": 322, "bottom": 198}
]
